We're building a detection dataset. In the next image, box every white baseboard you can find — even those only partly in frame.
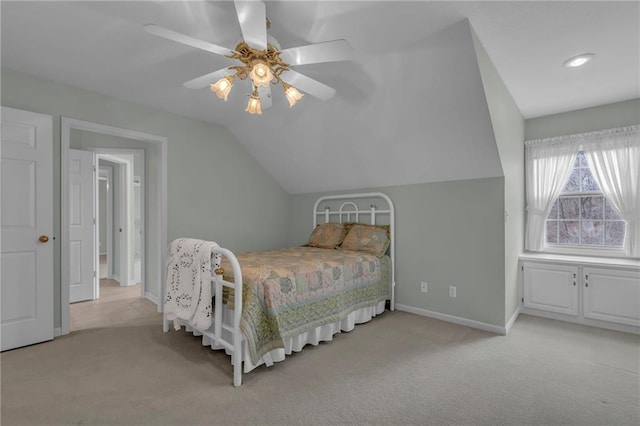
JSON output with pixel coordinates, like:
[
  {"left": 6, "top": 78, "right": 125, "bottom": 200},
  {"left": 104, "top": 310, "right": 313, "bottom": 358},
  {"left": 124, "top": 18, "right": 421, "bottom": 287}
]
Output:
[
  {"left": 108, "top": 275, "right": 139, "bottom": 286},
  {"left": 505, "top": 306, "right": 520, "bottom": 335},
  {"left": 395, "top": 304, "right": 507, "bottom": 335},
  {"left": 111, "top": 276, "right": 137, "bottom": 287},
  {"left": 145, "top": 291, "right": 159, "bottom": 307},
  {"left": 521, "top": 307, "right": 640, "bottom": 335}
]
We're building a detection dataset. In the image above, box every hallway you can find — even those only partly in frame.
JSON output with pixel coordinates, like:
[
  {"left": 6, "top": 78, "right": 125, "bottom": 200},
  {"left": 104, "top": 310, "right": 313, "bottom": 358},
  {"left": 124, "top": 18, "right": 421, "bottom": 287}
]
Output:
[{"left": 69, "top": 279, "right": 157, "bottom": 331}]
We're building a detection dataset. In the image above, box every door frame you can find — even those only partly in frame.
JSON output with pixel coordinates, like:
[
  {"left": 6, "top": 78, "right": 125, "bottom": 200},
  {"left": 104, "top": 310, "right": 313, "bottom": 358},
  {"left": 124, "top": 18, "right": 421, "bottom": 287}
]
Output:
[
  {"left": 61, "top": 117, "right": 167, "bottom": 336},
  {"left": 93, "top": 149, "right": 144, "bottom": 292},
  {"left": 94, "top": 154, "right": 131, "bottom": 289},
  {"left": 98, "top": 166, "right": 113, "bottom": 280}
]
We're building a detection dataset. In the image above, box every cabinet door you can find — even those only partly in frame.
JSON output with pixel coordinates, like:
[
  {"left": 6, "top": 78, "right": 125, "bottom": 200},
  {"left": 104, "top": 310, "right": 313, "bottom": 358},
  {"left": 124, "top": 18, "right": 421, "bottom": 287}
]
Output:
[
  {"left": 584, "top": 267, "right": 640, "bottom": 327},
  {"left": 523, "top": 263, "right": 578, "bottom": 316}
]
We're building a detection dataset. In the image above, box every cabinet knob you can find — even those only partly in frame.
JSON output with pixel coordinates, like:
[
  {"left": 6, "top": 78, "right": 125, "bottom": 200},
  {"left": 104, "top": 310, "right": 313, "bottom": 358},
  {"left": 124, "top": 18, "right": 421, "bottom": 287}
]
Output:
[{"left": 39, "top": 235, "right": 50, "bottom": 243}]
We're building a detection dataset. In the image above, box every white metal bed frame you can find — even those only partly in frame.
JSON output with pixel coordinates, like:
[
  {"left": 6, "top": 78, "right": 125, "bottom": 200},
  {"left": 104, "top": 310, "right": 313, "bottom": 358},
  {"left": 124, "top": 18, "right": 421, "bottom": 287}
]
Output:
[{"left": 163, "top": 192, "right": 395, "bottom": 386}]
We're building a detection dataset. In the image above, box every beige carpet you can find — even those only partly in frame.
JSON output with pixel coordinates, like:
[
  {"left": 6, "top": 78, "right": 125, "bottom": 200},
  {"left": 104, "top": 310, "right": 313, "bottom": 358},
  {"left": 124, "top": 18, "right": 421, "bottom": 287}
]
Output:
[{"left": 1, "top": 308, "right": 639, "bottom": 425}]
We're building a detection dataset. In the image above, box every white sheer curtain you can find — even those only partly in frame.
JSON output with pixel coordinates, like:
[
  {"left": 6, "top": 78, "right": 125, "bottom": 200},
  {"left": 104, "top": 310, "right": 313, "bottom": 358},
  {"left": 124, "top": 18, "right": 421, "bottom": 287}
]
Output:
[
  {"left": 582, "top": 125, "right": 640, "bottom": 257},
  {"left": 525, "top": 139, "right": 579, "bottom": 251}
]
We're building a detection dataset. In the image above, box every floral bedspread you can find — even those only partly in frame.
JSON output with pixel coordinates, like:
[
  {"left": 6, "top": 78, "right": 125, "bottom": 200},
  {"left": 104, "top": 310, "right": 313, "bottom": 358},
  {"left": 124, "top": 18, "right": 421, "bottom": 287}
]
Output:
[{"left": 220, "top": 246, "right": 389, "bottom": 364}]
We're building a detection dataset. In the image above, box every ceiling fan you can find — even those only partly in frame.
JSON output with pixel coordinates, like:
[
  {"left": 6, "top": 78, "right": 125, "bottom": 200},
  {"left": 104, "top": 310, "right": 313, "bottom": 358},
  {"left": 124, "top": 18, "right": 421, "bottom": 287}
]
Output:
[{"left": 144, "top": 0, "right": 353, "bottom": 115}]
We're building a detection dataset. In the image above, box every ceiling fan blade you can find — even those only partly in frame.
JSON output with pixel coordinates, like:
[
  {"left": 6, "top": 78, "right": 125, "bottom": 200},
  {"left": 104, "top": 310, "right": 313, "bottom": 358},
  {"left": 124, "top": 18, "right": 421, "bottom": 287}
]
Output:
[
  {"left": 144, "top": 24, "right": 235, "bottom": 57},
  {"left": 280, "top": 70, "right": 336, "bottom": 101},
  {"left": 280, "top": 40, "right": 353, "bottom": 66},
  {"left": 183, "top": 68, "right": 232, "bottom": 90},
  {"left": 234, "top": 1, "right": 267, "bottom": 50},
  {"left": 258, "top": 86, "right": 272, "bottom": 109}
]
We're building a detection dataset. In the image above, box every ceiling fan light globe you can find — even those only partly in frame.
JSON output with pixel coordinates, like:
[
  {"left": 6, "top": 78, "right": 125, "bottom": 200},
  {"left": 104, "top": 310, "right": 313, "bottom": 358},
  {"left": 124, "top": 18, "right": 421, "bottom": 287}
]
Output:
[
  {"left": 250, "top": 61, "right": 274, "bottom": 88},
  {"left": 284, "top": 86, "right": 304, "bottom": 108},
  {"left": 210, "top": 76, "right": 234, "bottom": 101},
  {"left": 246, "top": 94, "right": 263, "bottom": 115}
]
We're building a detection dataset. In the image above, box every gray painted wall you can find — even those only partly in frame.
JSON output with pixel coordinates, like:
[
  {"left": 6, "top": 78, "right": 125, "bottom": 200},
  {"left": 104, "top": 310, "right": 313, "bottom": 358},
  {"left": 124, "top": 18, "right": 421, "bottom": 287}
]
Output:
[
  {"left": 284, "top": 28, "right": 523, "bottom": 330},
  {"left": 14, "top": 60, "right": 623, "bottom": 334},
  {"left": 1, "top": 68, "right": 291, "bottom": 330},
  {"left": 285, "top": 26, "right": 515, "bottom": 329},
  {"left": 525, "top": 98, "right": 640, "bottom": 140},
  {"left": 472, "top": 29, "right": 526, "bottom": 326},
  {"left": 288, "top": 177, "right": 507, "bottom": 328}
]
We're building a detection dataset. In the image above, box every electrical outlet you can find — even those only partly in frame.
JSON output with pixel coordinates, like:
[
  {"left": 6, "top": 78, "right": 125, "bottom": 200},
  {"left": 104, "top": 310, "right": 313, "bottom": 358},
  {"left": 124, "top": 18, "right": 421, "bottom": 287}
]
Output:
[
  {"left": 449, "top": 286, "right": 456, "bottom": 298},
  {"left": 420, "top": 281, "right": 428, "bottom": 293}
]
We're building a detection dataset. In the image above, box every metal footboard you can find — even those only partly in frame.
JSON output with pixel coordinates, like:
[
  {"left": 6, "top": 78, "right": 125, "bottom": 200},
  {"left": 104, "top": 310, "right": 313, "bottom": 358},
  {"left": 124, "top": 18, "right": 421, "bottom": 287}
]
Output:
[{"left": 163, "top": 247, "right": 244, "bottom": 386}]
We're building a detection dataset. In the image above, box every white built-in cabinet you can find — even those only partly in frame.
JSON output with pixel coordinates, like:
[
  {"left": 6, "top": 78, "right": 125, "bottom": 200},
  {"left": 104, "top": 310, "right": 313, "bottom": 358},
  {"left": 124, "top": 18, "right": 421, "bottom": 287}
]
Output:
[
  {"left": 523, "top": 262, "right": 578, "bottom": 316},
  {"left": 519, "top": 253, "right": 640, "bottom": 334}
]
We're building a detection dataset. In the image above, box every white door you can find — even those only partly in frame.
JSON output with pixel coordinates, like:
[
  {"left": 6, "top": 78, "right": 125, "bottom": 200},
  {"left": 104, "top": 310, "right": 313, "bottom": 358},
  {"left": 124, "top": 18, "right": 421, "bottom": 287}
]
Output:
[
  {"left": 69, "top": 149, "right": 96, "bottom": 303},
  {"left": 1, "top": 106, "right": 53, "bottom": 351}
]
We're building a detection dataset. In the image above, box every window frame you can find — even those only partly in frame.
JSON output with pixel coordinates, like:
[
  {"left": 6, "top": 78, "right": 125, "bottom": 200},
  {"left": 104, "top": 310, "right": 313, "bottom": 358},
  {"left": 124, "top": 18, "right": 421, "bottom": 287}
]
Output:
[
  {"left": 543, "top": 151, "right": 627, "bottom": 258},
  {"left": 543, "top": 243, "right": 627, "bottom": 258}
]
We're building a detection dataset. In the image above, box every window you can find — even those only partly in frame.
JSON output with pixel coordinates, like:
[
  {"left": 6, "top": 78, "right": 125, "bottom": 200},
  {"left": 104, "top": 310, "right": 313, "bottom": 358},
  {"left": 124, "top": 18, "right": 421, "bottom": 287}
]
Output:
[
  {"left": 525, "top": 125, "right": 639, "bottom": 257},
  {"left": 545, "top": 152, "right": 626, "bottom": 248}
]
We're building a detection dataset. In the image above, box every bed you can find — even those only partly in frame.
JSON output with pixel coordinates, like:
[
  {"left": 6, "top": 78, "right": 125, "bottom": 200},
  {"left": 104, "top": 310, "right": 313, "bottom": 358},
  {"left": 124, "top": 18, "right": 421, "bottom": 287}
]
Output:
[{"left": 163, "top": 192, "right": 396, "bottom": 386}]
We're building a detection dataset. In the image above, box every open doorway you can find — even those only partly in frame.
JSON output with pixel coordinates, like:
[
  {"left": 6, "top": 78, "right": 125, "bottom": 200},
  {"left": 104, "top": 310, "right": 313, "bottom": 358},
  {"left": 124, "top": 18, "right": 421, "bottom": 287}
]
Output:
[
  {"left": 62, "top": 118, "right": 167, "bottom": 335},
  {"left": 93, "top": 150, "right": 143, "bottom": 291},
  {"left": 69, "top": 149, "right": 148, "bottom": 331},
  {"left": 96, "top": 158, "right": 143, "bottom": 286}
]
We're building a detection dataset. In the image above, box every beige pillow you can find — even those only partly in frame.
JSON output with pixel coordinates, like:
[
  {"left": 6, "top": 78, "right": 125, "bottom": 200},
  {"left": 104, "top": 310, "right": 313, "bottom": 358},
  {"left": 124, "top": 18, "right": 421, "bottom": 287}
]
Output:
[
  {"left": 308, "top": 223, "right": 347, "bottom": 249},
  {"left": 341, "top": 224, "right": 391, "bottom": 257},
  {"left": 342, "top": 222, "right": 390, "bottom": 239}
]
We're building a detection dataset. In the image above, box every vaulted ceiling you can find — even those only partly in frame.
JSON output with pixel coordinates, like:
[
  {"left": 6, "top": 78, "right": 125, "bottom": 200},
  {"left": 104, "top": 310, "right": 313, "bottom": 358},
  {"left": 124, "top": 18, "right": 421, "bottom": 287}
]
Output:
[{"left": 2, "top": 1, "right": 638, "bottom": 193}]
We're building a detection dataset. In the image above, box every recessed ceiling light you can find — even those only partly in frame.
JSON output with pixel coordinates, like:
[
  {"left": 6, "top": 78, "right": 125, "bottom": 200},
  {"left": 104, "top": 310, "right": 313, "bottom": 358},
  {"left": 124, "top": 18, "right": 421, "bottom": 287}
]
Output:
[{"left": 564, "top": 53, "right": 595, "bottom": 68}]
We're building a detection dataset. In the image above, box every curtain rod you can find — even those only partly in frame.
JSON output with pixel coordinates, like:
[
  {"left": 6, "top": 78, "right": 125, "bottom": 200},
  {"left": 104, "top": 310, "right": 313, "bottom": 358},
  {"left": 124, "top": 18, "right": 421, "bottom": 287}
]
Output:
[{"left": 525, "top": 124, "right": 639, "bottom": 146}]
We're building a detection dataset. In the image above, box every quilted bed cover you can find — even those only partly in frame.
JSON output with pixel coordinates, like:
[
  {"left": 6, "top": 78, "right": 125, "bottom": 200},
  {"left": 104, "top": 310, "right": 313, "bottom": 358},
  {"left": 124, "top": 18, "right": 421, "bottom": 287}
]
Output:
[{"left": 221, "top": 246, "right": 390, "bottom": 364}]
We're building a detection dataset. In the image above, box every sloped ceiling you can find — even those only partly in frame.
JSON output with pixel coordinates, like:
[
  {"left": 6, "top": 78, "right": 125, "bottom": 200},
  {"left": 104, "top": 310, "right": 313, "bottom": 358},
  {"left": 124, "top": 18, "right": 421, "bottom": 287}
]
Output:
[
  {"left": 228, "top": 19, "right": 502, "bottom": 193},
  {"left": 2, "top": 1, "right": 638, "bottom": 194}
]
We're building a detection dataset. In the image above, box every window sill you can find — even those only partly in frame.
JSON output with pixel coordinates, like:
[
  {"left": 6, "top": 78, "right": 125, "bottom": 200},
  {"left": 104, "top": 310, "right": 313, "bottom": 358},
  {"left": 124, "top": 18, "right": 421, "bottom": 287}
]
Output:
[
  {"left": 520, "top": 251, "right": 640, "bottom": 269},
  {"left": 543, "top": 246, "right": 627, "bottom": 258}
]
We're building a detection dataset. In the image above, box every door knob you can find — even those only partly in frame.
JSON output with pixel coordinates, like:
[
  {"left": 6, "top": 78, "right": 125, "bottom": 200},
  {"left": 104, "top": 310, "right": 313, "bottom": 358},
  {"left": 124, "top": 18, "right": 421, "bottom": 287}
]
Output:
[{"left": 39, "top": 235, "right": 50, "bottom": 243}]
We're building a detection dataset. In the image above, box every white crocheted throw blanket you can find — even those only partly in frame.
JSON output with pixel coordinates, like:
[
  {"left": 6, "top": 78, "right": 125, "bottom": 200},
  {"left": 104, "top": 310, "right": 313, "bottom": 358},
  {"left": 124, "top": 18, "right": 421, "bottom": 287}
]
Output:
[{"left": 164, "top": 238, "right": 221, "bottom": 331}]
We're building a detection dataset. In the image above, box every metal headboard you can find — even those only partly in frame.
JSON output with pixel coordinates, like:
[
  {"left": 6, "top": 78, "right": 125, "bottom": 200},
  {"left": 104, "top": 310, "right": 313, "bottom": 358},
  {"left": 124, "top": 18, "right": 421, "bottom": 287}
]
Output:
[{"left": 313, "top": 192, "right": 396, "bottom": 310}]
